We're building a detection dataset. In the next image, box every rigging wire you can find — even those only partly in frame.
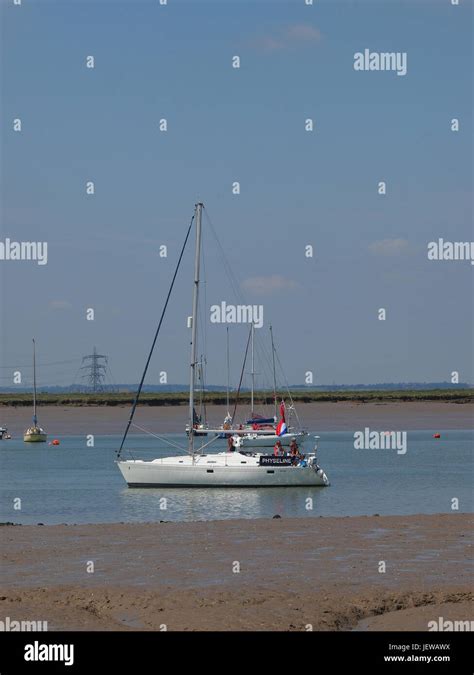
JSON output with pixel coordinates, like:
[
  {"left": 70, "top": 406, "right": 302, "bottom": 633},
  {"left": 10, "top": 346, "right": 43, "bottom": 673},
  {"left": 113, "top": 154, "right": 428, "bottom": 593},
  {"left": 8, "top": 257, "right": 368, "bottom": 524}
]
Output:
[
  {"left": 194, "top": 432, "right": 221, "bottom": 453},
  {"left": 203, "top": 207, "right": 279, "bottom": 407},
  {"left": 273, "top": 343, "right": 303, "bottom": 430},
  {"left": 0, "top": 358, "right": 82, "bottom": 369},
  {"left": 130, "top": 423, "right": 187, "bottom": 452},
  {"left": 231, "top": 325, "right": 252, "bottom": 423},
  {"left": 117, "top": 213, "right": 195, "bottom": 459}
]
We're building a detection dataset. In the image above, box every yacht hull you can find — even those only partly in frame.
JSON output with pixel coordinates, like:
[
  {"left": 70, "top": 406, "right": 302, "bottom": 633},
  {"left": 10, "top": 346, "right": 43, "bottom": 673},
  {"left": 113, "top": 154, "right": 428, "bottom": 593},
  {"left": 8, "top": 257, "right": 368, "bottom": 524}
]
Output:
[
  {"left": 23, "top": 433, "right": 47, "bottom": 443},
  {"left": 117, "top": 454, "right": 329, "bottom": 488}
]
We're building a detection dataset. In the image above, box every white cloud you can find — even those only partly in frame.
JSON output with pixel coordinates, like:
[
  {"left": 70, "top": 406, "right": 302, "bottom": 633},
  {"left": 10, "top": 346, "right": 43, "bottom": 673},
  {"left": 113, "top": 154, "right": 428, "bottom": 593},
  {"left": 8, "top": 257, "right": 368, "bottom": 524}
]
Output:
[{"left": 241, "top": 275, "right": 299, "bottom": 296}]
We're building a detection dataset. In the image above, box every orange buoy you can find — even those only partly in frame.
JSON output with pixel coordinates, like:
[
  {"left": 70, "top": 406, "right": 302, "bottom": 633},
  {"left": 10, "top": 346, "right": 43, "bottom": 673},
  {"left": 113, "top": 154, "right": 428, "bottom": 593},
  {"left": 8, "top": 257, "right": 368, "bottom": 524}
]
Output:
[
  {"left": 433, "top": 433, "right": 441, "bottom": 439},
  {"left": 52, "top": 439, "right": 60, "bottom": 446}
]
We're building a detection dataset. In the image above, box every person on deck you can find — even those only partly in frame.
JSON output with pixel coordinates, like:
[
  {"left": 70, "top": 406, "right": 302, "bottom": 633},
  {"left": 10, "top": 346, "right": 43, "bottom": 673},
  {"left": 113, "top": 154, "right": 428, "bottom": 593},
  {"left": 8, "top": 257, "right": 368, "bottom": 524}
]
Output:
[
  {"left": 227, "top": 436, "right": 236, "bottom": 453},
  {"left": 273, "top": 440, "right": 284, "bottom": 456},
  {"left": 289, "top": 438, "right": 300, "bottom": 465}
]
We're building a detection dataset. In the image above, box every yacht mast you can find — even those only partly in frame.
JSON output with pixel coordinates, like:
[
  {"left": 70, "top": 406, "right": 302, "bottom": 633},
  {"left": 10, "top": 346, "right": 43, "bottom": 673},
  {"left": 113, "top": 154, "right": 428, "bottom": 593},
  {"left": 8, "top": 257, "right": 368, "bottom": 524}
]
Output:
[
  {"left": 270, "top": 325, "right": 277, "bottom": 421},
  {"left": 198, "top": 356, "right": 203, "bottom": 424},
  {"left": 32, "top": 338, "right": 37, "bottom": 426},
  {"left": 189, "top": 202, "right": 203, "bottom": 453},
  {"left": 226, "top": 327, "right": 230, "bottom": 414},
  {"left": 250, "top": 322, "right": 255, "bottom": 415}
]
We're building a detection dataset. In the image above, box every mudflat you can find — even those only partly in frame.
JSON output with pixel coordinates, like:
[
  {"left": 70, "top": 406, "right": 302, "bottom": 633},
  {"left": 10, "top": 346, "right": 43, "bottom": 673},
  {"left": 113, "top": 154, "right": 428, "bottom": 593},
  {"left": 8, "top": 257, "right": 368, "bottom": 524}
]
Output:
[
  {"left": 1, "top": 514, "right": 472, "bottom": 631},
  {"left": 1, "top": 401, "right": 472, "bottom": 436}
]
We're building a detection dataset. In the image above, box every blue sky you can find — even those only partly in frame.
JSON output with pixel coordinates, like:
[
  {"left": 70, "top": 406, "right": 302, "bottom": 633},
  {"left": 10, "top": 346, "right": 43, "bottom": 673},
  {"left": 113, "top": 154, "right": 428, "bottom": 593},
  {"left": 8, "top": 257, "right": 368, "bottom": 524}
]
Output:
[{"left": 0, "top": 0, "right": 472, "bottom": 388}]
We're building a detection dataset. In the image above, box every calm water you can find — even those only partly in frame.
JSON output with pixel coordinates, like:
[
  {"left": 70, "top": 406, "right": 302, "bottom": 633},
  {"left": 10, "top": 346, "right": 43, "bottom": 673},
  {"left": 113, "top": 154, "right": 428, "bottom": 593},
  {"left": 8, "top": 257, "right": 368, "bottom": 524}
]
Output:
[{"left": 0, "top": 431, "right": 472, "bottom": 524}]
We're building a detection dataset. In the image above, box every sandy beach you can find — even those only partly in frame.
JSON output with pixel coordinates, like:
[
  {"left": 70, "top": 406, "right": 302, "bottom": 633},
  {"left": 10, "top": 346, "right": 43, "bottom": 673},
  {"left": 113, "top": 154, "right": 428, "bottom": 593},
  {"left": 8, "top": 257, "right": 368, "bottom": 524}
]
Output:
[
  {"left": 0, "top": 401, "right": 472, "bottom": 437},
  {"left": 1, "top": 514, "right": 472, "bottom": 631}
]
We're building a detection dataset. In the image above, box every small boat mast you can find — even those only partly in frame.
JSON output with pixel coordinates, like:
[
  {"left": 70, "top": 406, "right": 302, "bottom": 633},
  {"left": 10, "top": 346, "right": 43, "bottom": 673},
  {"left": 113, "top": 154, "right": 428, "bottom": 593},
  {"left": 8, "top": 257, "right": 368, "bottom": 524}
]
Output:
[
  {"left": 250, "top": 322, "right": 255, "bottom": 416},
  {"left": 32, "top": 338, "right": 38, "bottom": 427},
  {"left": 270, "top": 324, "right": 278, "bottom": 421}
]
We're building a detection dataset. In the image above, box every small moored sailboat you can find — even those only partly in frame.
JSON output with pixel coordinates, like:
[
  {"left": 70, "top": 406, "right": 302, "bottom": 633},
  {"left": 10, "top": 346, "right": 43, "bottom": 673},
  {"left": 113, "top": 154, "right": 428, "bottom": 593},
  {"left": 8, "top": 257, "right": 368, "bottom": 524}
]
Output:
[
  {"left": 24, "top": 339, "right": 47, "bottom": 443},
  {"left": 195, "top": 324, "right": 309, "bottom": 448}
]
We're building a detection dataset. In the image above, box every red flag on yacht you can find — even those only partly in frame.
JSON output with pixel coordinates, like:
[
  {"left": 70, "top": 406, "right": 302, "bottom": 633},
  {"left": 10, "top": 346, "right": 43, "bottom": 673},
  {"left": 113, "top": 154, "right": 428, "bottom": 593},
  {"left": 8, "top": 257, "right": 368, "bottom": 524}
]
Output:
[{"left": 279, "top": 400, "right": 286, "bottom": 422}]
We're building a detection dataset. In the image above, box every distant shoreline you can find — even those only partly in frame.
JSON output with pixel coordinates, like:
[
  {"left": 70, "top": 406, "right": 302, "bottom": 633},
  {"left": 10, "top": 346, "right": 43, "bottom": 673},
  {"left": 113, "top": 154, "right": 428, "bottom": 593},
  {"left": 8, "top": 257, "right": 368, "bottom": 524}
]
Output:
[{"left": 0, "top": 389, "right": 472, "bottom": 407}]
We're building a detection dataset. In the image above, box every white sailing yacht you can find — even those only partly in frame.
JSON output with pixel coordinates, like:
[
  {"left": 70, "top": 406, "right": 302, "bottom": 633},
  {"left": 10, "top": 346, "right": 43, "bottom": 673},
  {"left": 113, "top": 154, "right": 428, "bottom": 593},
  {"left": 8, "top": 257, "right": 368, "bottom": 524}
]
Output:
[
  {"left": 23, "top": 339, "right": 47, "bottom": 443},
  {"left": 116, "top": 203, "right": 329, "bottom": 487},
  {"left": 193, "top": 324, "right": 308, "bottom": 448},
  {"left": 235, "top": 324, "right": 308, "bottom": 448}
]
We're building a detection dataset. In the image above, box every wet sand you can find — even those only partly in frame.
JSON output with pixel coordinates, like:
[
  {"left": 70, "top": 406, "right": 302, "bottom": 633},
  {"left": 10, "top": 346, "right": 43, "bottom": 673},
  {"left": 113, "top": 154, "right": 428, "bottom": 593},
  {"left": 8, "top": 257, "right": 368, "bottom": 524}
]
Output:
[
  {"left": 1, "top": 514, "right": 472, "bottom": 631},
  {"left": 1, "top": 401, "right": 472, "bottom": 436}
]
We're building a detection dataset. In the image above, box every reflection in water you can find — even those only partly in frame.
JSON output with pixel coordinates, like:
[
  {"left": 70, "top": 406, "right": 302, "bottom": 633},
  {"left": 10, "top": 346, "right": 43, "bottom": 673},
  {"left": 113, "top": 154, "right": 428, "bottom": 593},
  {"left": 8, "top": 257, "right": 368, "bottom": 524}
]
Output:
[{"left": 119, "top": 485, "right": 328, "bottom": 522}]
